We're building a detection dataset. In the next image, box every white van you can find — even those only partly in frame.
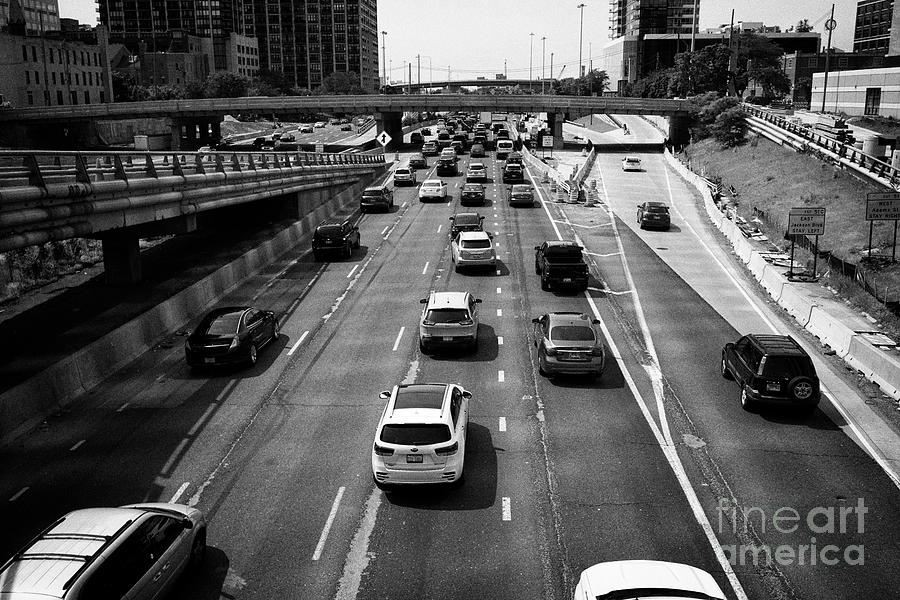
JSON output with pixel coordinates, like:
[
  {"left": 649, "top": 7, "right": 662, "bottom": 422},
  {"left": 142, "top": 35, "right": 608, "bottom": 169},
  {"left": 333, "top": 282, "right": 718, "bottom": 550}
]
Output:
[{"left": 496, "top": 139, "right": 514, "bottom": 159}]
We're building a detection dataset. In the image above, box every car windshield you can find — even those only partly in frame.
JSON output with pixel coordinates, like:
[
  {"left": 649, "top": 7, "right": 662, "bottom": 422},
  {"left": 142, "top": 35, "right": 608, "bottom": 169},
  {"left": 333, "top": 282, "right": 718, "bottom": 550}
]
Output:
[
  {"left": 425, "top": 308, "right": 470, "bottom": 323},
  {"left": 550, "top": 325, "right": 595, "bottom": 342},
  {"left": 203, "top": 313, "right": 242, "bottom": 335},
  {"left": 462, "top": 239, "right": 492, "bottom": 249},
  {"left": 423, "top": 183, "right": 441, "bottom": 190},
  {"left": 463, "top": 186, "right": 482, "bottom": 192},
  {"left": 380, "top": 424, "right": 452, "bottom": 445},
  {"left": 761, "top": 356, "right": 814, "bottom": 379},
  {"left": 646, "top": 205, "right": 669, "bottom": 213},
  {"left": 363, "top": 190, "right": 384, "bottom": 197}
]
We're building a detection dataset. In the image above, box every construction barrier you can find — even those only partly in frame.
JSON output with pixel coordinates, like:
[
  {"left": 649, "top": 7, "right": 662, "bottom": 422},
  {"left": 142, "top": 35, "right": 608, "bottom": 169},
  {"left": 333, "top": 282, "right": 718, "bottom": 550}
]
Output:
[
  {"left": 845, "top": 337, "right": 900, "bottom": 398},
  {"left": 748, "top": 252, "right": 769, "bottom": 280},
  {"left": 779, "top": 283, "right": 816, "bottom": 327},
  {"left": 759, "top": 265, "right": 786, "bottom": 301},
  {"left": 806, "top": 306, "right": 857, "bottom": 357}
]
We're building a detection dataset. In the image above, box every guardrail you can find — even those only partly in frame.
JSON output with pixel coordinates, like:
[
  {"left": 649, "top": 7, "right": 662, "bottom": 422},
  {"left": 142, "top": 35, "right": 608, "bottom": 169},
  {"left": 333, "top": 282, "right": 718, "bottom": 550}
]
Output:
[{"left": 742, "top": 104, "right": 899, "bottom": 189}]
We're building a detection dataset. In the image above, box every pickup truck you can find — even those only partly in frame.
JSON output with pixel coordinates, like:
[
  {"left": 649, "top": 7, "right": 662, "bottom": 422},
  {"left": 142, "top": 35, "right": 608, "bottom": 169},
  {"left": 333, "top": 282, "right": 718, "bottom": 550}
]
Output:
[{"left": 534, "top": 241, "right": 589, "bottom": 291}]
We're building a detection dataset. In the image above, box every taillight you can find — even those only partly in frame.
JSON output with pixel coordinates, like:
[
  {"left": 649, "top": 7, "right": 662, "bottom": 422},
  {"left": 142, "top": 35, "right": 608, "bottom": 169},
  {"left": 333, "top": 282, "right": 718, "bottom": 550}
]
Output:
[
  {"left": 591, "top": 346, "right": 605, "bottom": 357},
  {"left": 459, "top": 319, "right": 473, "bottom": 326},
  {"left": 435, "top": 442, "right": 458, "bottom": 456},
  {"left": 423, "top": 320, "right": 435, "bottom": 326},
  {"left": 374, "top": 443, "right": 394, "bottom": 456}
]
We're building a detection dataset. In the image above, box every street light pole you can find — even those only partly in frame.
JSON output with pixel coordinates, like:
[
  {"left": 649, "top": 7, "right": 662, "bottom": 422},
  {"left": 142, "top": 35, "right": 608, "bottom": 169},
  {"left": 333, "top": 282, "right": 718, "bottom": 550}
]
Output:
[
  {"left": 529, "top": 32, "right": 535, "bottom": 92},
  {"left": 417, "top": 54, "right": 421, "bottom": 94},
  {"left": 541, "top": 36, "right": 546, "bottom": 94},
  {"left": 550, "top": 52, "right": 554, "bottom": 93},
  {"left": 380, "top": 30, "right": 387, "bottom": 90},
  {"left": 577, "top": 3, "right": 586, "bottom": 79},
  {"left": 821, "top": 4, "right": 836, "bottom": 113}
]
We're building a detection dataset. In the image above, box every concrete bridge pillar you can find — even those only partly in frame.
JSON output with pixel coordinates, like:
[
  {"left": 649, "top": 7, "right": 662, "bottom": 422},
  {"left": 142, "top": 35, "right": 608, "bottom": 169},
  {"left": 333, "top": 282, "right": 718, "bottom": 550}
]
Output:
[
  {"left": 101, "top": 234, "right": 141, "bottom": 285},
  {"left": 375, "top": 111, "right": 403, "bottom": 151},
  {"left": 168, "top": 118, "right": 182, "bottom": 151},
  {"left": 546, "top": 113, "right": 565, "bottom": 149},
  {"left": 668, "top": 113, "right": 691, "bottom": 147}
]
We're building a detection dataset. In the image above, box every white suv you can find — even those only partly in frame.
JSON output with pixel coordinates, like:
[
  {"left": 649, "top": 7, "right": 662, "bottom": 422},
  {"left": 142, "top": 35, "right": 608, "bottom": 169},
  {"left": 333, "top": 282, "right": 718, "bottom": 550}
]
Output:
[
  {"left": 371, "top": 383, "right": 472, "bottom": 488},
  {"left": 418, "top": 291, "right": 482, "bottom": 352}
]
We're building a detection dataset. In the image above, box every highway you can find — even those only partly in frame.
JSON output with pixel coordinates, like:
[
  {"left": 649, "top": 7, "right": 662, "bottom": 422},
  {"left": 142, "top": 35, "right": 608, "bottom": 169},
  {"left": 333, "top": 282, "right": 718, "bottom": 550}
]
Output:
[{"left": 2, "top": 124, "right": 899, "bottom": 600}]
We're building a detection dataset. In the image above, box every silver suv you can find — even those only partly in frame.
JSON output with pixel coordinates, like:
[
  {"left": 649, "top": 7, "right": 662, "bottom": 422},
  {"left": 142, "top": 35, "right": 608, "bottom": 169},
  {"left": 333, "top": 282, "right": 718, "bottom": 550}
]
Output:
[
  {"left": 418, "top": 291, "right": 482, "bottom": 353},
  {"left": 0, "top": 503, "right": 206, "bottom": 600}
]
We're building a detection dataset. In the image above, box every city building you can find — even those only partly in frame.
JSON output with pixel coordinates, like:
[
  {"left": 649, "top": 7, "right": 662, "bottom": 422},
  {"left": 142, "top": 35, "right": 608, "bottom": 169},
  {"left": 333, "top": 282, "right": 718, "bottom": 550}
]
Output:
[
  {"left": 852, "top": 0, "right": 896, "bottom": 55},
  {"left": 608, "top": 0, "right": 698, "bottom": 39},
  {"left": 782, "top": 50, "right": 900, "bottom": 107},
  {"left": 0, "top": 0, "right": 60, "bottom": 36},
  {"left": 812, "top": 66, "right": 900, "bottom": 118}
]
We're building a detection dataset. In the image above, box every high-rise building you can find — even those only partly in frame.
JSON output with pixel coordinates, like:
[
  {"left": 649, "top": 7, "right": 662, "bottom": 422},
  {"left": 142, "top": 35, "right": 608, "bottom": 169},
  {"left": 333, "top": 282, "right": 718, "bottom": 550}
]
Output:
[
  {"left": 1, "top": 0, "right": 61, "bottom": 35},
  {"left": 247, "top": 0, "right": 379, "bottom": 92},
  {"left": 852, "top": 0, "right": 899, "bottom": 55},
  {"left": 608, "top": 0, "right": 698, "bottom": 39}
]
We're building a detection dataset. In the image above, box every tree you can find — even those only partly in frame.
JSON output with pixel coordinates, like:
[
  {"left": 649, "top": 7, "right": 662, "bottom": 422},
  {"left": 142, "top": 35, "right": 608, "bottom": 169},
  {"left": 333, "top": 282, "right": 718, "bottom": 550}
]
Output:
[
  {"left": 204, "top": 72, "right": 249, "bottom": 98},
  {"left": 624, "top": 68, "right": 674, "bottom": 98},
  {"left": 735, "top": 32, "right": 790, "bottom": 99},
  {"left": 710, "top": 106, "right": 748, "bottom": 147},
  {"left": 551, "top": 69, "right": 609, "bottom": 96},
  {"left": 669, "top": 45, "right": 731, "bottom": 97},
  {"left": 795, "top": 19, "right": 813, "bottom": 33},
  {"left": 313, "top": 71, "right": 368, "bottom": 95},
  {"left": 255, "top": 69, "right": 291, "bottom": 95},
  {"left": 111, "top": 70, "right": 137, "bottom": 102}
]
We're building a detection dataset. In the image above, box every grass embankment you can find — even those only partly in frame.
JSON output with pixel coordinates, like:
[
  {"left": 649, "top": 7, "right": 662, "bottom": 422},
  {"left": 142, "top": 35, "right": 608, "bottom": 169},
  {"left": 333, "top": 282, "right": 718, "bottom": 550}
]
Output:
[{"left": 683, "top": 136, "right": 900, "bottom": 339}]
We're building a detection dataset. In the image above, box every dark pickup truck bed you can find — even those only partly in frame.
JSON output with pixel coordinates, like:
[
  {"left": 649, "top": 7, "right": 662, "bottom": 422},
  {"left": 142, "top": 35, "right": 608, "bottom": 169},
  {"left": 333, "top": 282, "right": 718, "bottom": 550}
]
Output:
[{"left": 534, "top": 241, "right": 589, "bottom": 291}]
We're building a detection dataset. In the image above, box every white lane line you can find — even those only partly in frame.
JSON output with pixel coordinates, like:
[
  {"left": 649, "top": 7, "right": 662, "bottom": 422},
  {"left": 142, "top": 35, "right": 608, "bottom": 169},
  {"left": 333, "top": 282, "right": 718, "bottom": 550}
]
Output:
[
  {"left": 187, "top": 404, "right": 218, "bottom": 436},
  {"left": 402, "top": 201, "right": 408, "bottom": 208},
  {"left": 495, "top": 242, "right": 500, "bottom": 247},
  {"left": 496, "top": 269, "right": 501, "bottom": 276},
  {"left": 494, "top": 222, "right": 499, "bottom": 226},
  {"left": 215, "top": 379, "right": 237, "bottom": 402},
  {"left": 9, "top": 487, "right": 29, "bottom": 502},
  {"left": 162, "top": 438, "right": 189, "bottom": 474},
  {"left": 498, "top": 336, "right": 504, "bottom": 345},
  {"left": 69, "top": 439, "right": 85, "bottom": 452},
  {"left": 501, "top": 497, "right": 512, "bottom": 521},
  {"left": 497, "top": 287, "right": 503, "bottom": 295},
  {"left": 497, "top": 308, "right": 502, "bottom": 317},
  {"left": 116, "top": 402, "right": 129, "bottom": 412},
  {"left": 169, "top": 481, "right": 190, "bottom": 503},
  {"left": 437, "top": 224, "right": 442, "bottom": 233},
  {"left": 498, "top": 370, "right": 505, "bottom": 382},
  {"left": 582, "top": 292, "right": 748, "bottom": 600},
  {"left": 312, "top": 486, "right": 346, "bottom": 561},
  {"left": 334, "top": 489, "right": 382, "bottom": 600},
  {"left": 347, "top": 265, "right": 359, "bottom": 278},
  {"left": 380, "top": 225, "right": 390, "bottom": 235},
  {"left": 288, "top": 330, "right": 310, "bottom": 356},
  {"left": 499, "top": 417, "right": 507, "bottom": 431},
  {"left": 422, "top": 262, "right": 429, "bottom": 275},
  {"left": 392, "top": 327, "right": 406, "bottom": 352}
]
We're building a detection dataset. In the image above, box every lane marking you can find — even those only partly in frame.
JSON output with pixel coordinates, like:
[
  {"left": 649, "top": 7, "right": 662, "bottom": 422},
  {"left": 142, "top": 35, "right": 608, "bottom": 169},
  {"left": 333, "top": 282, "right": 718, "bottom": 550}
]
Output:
[
  {"left": 162, "top": 438, "right": 189, "bottom": 474},
  {"left": 69, "top": 439, "right": 85, "bottom": 452},
  {"left": 501, "top": 496, "right": 512, "bottom": 521},
  {"left": 422, "top": 262, "right": 429, "bottom": 275},
  {"left": 288, "top": 330, "right": 310, "bottom": 356},
  {"left": 436, "top": 224, "right": 442, "bottom": 233},
  {"left": 334, "top": 489, "right": 382, "bottom": 600},
  {"left": 169, "top": 481, "right": 190, "bottom": 503},
  {"left": 9, "top": 487, "right": 29, "bottom": 502},
  {"left": 215, "top": 379, "right": 238, "bottom": 402},
  {"left": 498, "top": 370, "right": 505, "bottom": 382},
  {"left": 499, "top": 417, "right": 507, "bottom": 431},
  {"left": 498, "top": 336, "right": 504, "bottom": 345},
  {"left": 496, "top": 309, "right": 503, "bottom": 317},
  {"left": 402, "top": 201, "right": 408, "bottom": 208},
  {"left": 380, "top": 225, "right": 390, "bottom": 235},
  {"left": 312, "top": 486, "right": 346, "bottom": 561},
  {"left": 187, "top": 404, "right": 218, "bottom": 436},
  {"left": 347, "top": 265, "right": 358, "bottom": 278},
  {"left": 392, "top": 327, "right": 406, "bottom": 352},
  {"left": 496, "top": 287, "right": 502, "bottom": 294},
  {"left": 116, "top": 402, "right": 129, "bottom": 412}
]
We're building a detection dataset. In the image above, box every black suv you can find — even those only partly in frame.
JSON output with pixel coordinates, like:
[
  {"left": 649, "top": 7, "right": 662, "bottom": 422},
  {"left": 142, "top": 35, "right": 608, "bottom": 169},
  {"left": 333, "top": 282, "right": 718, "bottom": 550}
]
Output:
[
  {"left": 312, "top": 217, "right": 361, "bottom": 260},
  {"left": 721, "top": 334, "right": 820, "bottom": 412},
  {"left": 502, "top": 163, "right": 525, "bottom": 183}
]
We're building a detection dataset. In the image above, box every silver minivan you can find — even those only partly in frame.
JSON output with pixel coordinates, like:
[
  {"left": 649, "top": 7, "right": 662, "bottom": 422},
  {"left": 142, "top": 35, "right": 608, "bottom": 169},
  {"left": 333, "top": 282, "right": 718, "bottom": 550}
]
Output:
[{"left": 393, "top": 164, "right": 417, "bottom": 186}]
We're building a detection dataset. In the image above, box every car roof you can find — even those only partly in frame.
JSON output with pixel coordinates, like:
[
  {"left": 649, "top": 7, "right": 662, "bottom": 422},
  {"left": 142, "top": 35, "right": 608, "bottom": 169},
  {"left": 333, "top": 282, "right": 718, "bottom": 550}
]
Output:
[
  {"left": 511, "top": 184, "right": 532, "bottom": 191},
  {"left": 453, "top": 212, "right": 481, "bottom": 220},
  {"left": 546, "top": 312, "right": 593, "bottom": 326},
  {"left": 422, "top": 179, "right": 443, "bottom": 186},
  {"left": 386, "top": 384, "right": 450, "bottom": 424},
  {"left": 458, "top": 231, "right": 491, "bottom": 241},
  {"left": 318, "top": 216, "right": 353, "bottom": 227},
  {"left": 578, "top": 560, "right": 725, "bottom": 600},
  {"left": 364, "top": 185, "right": 387, "bottom": 191},
  {"left": 426, "top": 291, "right": 470, "bottom": 308},
  {"left": 544, "top": 240, "right": 581, "bottom": 248},
  {"left": 463, "top": 183, "right": 484, "bottom": 190},
  {"left": 748, "top": 334, "right": 808, "bottom": 356}
]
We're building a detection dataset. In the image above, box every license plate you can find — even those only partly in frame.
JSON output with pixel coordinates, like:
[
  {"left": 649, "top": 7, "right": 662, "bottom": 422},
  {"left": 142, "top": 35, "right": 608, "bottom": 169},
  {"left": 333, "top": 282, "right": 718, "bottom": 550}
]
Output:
[
  {"left": 767, "top": 381, "right": 782, "bottom": 391},
  {"left": 406, "top": 455, "right": 423, "bottom": 463},
  {"left": 204, "top": 358, "right": 216, "bottom": 364},
  {"left": 563, "top": 278, "right": 572, "bottom": 283},
  {"left": 443, "top": 336, "right": 454, "bottom": 342}
]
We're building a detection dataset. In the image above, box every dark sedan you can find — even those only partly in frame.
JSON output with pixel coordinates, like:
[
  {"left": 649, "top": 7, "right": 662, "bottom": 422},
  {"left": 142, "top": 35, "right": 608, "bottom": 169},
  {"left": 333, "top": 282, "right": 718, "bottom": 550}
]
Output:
[
  {"left": 460, "top": 183, "right": 486, "bottom": 206},
  {"left": 185, "top": 306, "right": 278, "bottom": 368},
  {"left": 637, "top": 201, "right": 671, "bottom": 230}
]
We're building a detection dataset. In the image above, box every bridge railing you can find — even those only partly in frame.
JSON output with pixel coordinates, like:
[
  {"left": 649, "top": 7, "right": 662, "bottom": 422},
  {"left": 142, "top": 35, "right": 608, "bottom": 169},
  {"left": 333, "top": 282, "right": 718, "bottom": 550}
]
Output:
[{"left": 0, "top": 149, "right": 385, "bottom": 189}]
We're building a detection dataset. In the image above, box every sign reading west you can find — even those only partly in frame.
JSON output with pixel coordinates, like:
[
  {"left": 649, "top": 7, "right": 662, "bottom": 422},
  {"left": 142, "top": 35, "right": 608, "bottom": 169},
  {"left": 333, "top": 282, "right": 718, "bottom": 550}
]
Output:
[{"left": 866, "top": 192, "right": 900, "bottom": 220}]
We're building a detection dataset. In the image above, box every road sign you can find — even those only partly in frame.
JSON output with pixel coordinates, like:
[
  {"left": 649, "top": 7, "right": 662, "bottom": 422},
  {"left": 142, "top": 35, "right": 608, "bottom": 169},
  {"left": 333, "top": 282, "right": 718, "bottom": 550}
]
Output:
[
  {"left": 315, "top": 143, "right": 324, "bottom": 153},
  {"left": 788, "top": 207, "right": 826, "bottom": 235},
  {"left": 866, "top": 192, "right": 900, "bottom": 220},
  {"left": 825, "top": 18, "right": 837, "bottom": 31},
  {"left": 542, "top": 135, "right": 554, "bottom": 148},
  {"left": 376, "top": 131, "right": 392, "bottom": 147}
]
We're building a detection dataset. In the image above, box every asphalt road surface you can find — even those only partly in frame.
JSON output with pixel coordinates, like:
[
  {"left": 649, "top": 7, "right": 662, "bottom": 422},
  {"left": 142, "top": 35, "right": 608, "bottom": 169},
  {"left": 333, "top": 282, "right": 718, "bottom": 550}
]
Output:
[{"left": 2, "top": 139, "right": 898, "bottom": 600}]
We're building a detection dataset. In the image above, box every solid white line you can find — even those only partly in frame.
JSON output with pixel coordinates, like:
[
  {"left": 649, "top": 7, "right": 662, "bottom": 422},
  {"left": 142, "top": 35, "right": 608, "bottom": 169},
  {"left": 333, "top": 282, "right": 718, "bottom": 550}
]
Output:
[
  {"left": 437, "top": 224, "right": 442, "bottom": 233},
  {"left": 312, "top": 486, "right": 346, "bottom": 561},
  {"left": 288, "top": 330, "right": 310, "bottom": 356},
  {"left": 347, "top": 265, "right": 359, "bottom": 278},
  {"left": 169, "top": 481, "right": 190, "bottom": 503},
  {"left": 380, "top": 225, "right": 389, "bottom": 235},
  {"left": 422, "top": 262, "right": 429, "bottom": 275},
  {"left": 496, "top": 308, "right": 503, "bottom": 317},
  {"left": 392, "top": 327, "right": 406, "bottom": 352},
  {"left": 498, "top": 336, "right": 504, "bottom": 345},
  {"left": 116, "top": 402, "right": 129, "bottom": 412},
  {"left": 501, "top": 497, "right": 512, "bottom": 521},
  {"left": 498, "top": 370, "right": 505, "bottom": 382},
  {"left": 215, "top": 379, "right": 237, "bottom": 402},
  {"left": 495, "top": 242, "right": 500, "bottom": 246},
  {"left": 187, "top": 404, "right": 217, "bottom": 436},
  {"left": 496, "top": 287, "right": 502, "bottom": 294},
  {"left": 402, "top": 201, "right": 408, "bottom": 207},
  {"left": 499, "top": 417, "right": 507, "bottom": 431},
  {"left": 9, "top": 487, "right": 29, "bottom": 502},
  {"left": 162, "top": 438, "right": 189, "bottom": 474},
  {"left": 69, "top": 439, "right": 85, "bottom": 452},
  {"left": 334, "top": 489, "right": 383, "bottom": 600}
]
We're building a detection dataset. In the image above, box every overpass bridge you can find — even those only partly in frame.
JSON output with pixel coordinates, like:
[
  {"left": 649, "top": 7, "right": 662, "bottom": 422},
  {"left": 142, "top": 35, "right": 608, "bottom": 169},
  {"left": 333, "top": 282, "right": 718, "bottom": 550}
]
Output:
[
  {"left": 0, "top": 94, "right": 697, "bottom": 150},
  {"left": 0, "top": 149, "right": 387, "bottom": 283},
  {"left": 384, "top": 79, "right": 557, "bottom": 92}
]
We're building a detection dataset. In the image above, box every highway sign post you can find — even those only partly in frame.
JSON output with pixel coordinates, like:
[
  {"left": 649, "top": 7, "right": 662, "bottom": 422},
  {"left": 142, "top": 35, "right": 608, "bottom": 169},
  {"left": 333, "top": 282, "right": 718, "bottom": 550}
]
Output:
[
  {"left": 866, "top": 192, "right": 900, "bottom": 262},
  {"left": 542, "top": 134, "right": 554, "bottom": 158},
  {"left": 788, "top": 207, "right": 826, "bottom": 277}
]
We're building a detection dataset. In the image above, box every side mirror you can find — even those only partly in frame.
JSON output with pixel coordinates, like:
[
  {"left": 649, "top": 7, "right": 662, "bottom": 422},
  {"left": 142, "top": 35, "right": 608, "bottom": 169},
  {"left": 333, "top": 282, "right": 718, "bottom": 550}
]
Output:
[
  {"left": 592, "top": 318, "right": 601, "bottom": 325},
  {"left": 534, "top": 245, "right": 540, "bottom": 251},
  {"left": 724, "top": 343, "right": 735, "bottom": 351},
  {"left": 531, "top": 317, "right": 540, "bottom": 324},
  {"left": 637, "top": 204, "right": 642, "bottom": 208},
  {"left": 419, "top": 298, "right": 428, "bottom": 304},
  {"left": 462, "top": 390, "right": 473, "bottom": 400},
  {"left": 475, "top": 299, "right": 483, "bottom": 304},
  {"left": 449, "top": 216, "right": 454, "bottom": 221},
  {"left": 182, "top": 517, "right": 194, "bottom": 530},
  {"left": 379, "top": 390, "right": 391, "bottom": 400}
]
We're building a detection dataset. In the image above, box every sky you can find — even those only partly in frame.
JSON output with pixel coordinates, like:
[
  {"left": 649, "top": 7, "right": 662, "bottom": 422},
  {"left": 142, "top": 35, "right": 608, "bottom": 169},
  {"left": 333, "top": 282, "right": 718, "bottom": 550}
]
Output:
[{"left": 60, "top": 0, "right": 857, "bottom": 81}]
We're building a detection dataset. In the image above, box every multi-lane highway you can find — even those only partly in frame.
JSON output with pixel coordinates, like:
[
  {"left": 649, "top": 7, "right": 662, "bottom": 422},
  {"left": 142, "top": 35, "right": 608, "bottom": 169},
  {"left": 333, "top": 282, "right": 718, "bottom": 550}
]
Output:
[{"left": 2, "top": 123, "right": 898, "bottom": 600}]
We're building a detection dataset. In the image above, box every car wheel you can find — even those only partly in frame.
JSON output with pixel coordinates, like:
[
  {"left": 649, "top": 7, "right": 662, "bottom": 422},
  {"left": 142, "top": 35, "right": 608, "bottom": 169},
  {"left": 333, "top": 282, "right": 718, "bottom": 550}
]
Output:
[
  {"left": 538, "top": 353, "right": 549, "bottom": 377},
  {"left": 345, "top": 244, "right": 353, "bottom": 258},
  {"left": 720, "top": 355, "right": 733, "bottom": 380},
  {"left": 189, "top": 528, "right": 207, "bottom": 570},
  {"left": 247, "top": 343, "right": 258, "bottom": 366},
  {"left": 373, "top": 476, "right": 389, "bottom": 491},
  {"left": 789, "top": 376, "right": 816, "bottom": 401},
  {"left": 419, "top": 339, "right": 430, "bottom": 354},
  {"left": 740, "top": 386, "right": 755, "bottom": 411}
]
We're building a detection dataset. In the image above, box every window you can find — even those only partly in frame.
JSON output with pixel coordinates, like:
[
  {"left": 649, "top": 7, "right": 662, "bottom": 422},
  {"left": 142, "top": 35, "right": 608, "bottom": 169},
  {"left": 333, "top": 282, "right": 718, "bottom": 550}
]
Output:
[
  {"left": 84, "top": 90, "right": 90, "bottom": 104},
  {"left": 25, "top": 71, "right": 30, "bottom": 84},
  {"left": 50, "top": 48, "right": 54, "bottom": 63},
  {"left": 70, "top": 91, "right": 78, "bottom": 105},
  {"left": 27, "top": 91, "right": 34, "bottom": 105},
  {"left": 31, "top": 46, "right": 36, "bottom": 61},
  {"left": 865, "top": 87, "right": 881, "bottom": 116},
  {"left": 75, "top": 73, "right": 80, "bottom": 85},
  {"left": 52, "top": 72, "right": 56, "bottom": 84},
  {"left": 22, "top": 45, "right": 27, "bottom": 61},
  {"left": 35, "top": 72, "right": 39, "bottom": 84}
]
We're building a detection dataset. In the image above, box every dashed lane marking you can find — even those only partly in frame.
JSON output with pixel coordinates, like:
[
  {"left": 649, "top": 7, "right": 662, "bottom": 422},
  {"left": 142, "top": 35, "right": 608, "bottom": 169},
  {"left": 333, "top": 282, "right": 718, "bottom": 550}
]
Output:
[
  {"left": 312, "top": 486, "right": 346, "bottom": 561},
  {"left": 392, "top": 327, "right": 406, "bottom": 352},
  {"left": 347, "top": 265, "right": 358, "bottom": 278},
  {"left": 498, "top": 370, "right": 505, "bottom": 382},
  {"left": 501, "top": 497, "right": 511, "bottom": 521},
  {"left": 287, "top": 331, "right": 310, "bottom": 356},
  {"left": 169, "top": 481, "right": 190, "bottom": 503},
  {"left": 422, "top": 262, "right": 429, "bottom": 275},
  {"left": 9, "top": 487, "right": 29, "bottom": 502},
  {"left": 69, "top": 439, "right": 85, "bottom": 452},
  {"left": 499, "top": 417, "right": 507, "bottom": 431}
]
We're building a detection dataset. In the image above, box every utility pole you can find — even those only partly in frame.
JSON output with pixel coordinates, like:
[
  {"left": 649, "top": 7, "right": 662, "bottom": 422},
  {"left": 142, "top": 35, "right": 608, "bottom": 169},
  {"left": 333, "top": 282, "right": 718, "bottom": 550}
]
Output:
[
  {"left": 550, "top": 52, "right": 554, "bottom": 93},
  {"left": 504, "top": 59, "right": 507, "bottom": 78},
  {"left": 821, "top": 4, "right": 837, "bottom": 113},
  {"left": 529, "top": 32, "right": 534, "bottom": 92},
  {"left": 727, "top": 9, "right": 737, "bottom": 97},
  {"left": 577, "top": 3, "right": 586, "bottom": 78},
  {"left": 408, "top": 62, "right": 412, "bottom": 94},
  {"left": 541, "top": 36, "right": 546, "bottom": 94},
  {"left": 417, "top": 54, "right": 421, "bottom": 94},
  {"left": 690, "top": 0, "right": 699, "bottom": 51},
  {"left": 380, "top": 30, "right": 387, "bottom": 89}
]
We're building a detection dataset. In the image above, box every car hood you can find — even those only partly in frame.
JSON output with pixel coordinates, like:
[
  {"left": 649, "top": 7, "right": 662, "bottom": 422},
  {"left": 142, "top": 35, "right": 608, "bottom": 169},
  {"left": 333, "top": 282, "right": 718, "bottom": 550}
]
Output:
[{"left": 578, "top": 560, "right": 726, "bottom": 600}]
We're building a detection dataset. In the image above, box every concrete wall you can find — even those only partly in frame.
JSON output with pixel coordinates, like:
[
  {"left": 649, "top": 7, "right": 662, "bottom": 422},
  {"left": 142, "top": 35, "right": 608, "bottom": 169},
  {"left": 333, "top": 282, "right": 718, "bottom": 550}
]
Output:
[{"left": 96, "top": 117, "right": 171, "bottom": 146}]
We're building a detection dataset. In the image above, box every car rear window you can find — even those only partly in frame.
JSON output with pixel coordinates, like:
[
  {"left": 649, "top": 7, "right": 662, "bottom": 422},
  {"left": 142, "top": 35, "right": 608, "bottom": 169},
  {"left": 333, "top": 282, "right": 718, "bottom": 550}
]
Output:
[
  {"left": 203, "top": 313, "right": 242, "bottom": 335},
  {"left": 395, "top": 169, "right": 410, "bottom": 175},
  {"left": 455, "top": 215, "right": 480, "bottom": 225},
  {"left": 425, "top": 308, "right": 470, "bottom": 323},
  {"left": 647, "top": 205, "right": 669, "bottom": 213},
  {"left": 761, "top": 356, "right": 814, "bottom": 379},
  {"left": 462, "top": 239, "right": 492, "bottom": 249},
  {"left": 316, "top": 225, "right": 343, "bottom": 237},
  {"left": 380, "top": 424, "right": 452, "bottom": 445},
  {"left": 550, "top": 325, "right": 595, "bottom": 342},
  {"left": 363, "top": 189, "right": 385, "bottom": 197}
]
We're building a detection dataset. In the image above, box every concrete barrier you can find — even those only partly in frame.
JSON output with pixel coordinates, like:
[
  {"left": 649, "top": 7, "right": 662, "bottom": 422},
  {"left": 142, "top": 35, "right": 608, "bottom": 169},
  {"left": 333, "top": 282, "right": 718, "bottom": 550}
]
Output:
[
  {"left": 0, "top": 166, "right": 386, "bottom": 444},
  {"left": 779, "top": 284, "right": 816, "bottom": 327},
  {"left": 734, "top": 233, "right": 753, "bottom": 263},
  {"left": 748, "top": 252, "right": 768, "bottom": 280},
  {"left": 806, "top": 306, "right": 857, "bottom": 357},
  {"left": 759, "top": 264, "right": 786, "bottom": 301},
  {"left": 845, "top": 337, "right": 900, "bottom": 398}
]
